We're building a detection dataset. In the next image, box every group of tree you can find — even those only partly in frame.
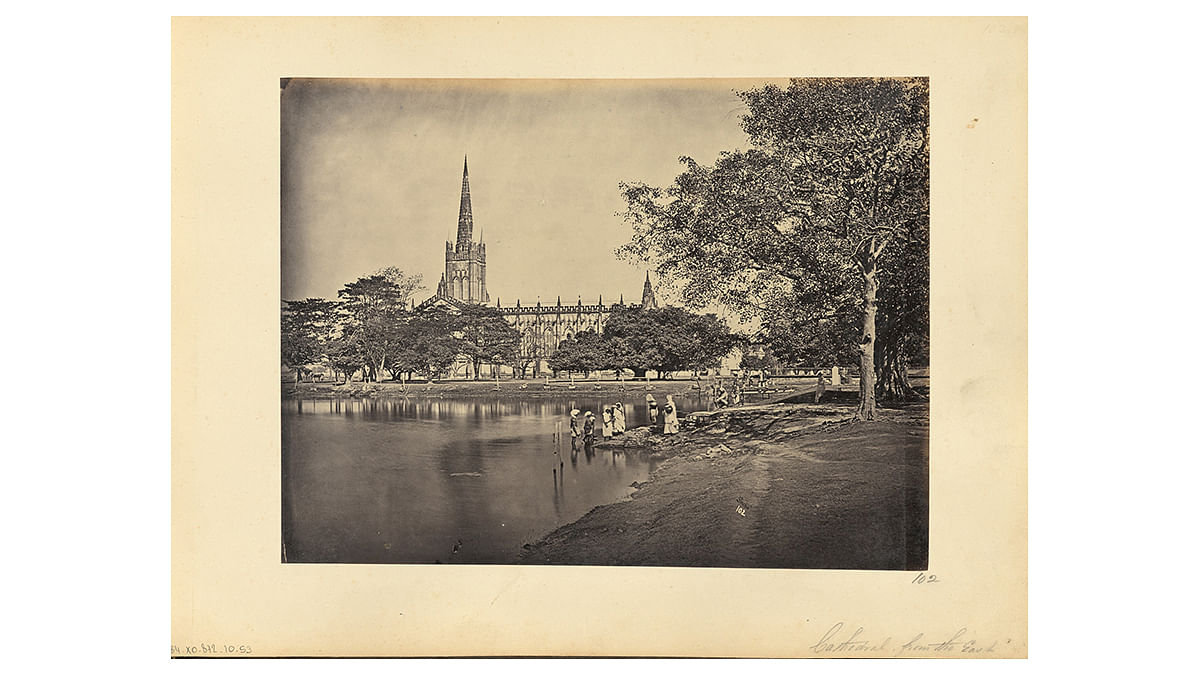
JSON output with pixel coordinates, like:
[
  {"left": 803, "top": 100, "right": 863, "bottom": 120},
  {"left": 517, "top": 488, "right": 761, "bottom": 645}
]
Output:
[
  {"left": 281, "top": 267, "right": 521, "bottom": 383},
  {"left": 546, "top": 305, "right": 739, "bottom": 379},
  {"left": 619, "top": 77, "right": 929, "bottom": 419}
]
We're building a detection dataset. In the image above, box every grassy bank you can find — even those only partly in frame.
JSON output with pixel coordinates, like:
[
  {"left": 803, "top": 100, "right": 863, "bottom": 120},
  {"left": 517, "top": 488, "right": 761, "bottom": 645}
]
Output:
[{"left": 520, "top": 398, "right": 929, "bottom": 569}]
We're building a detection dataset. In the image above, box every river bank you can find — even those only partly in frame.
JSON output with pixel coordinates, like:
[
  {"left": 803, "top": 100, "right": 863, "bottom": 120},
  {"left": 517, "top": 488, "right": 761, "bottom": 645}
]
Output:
[
  {"left": 519, "top": 397, "right": 929, "bottom": 569},
  {"left": 282, "top": 378, "right": 810, "bottom": 401}
]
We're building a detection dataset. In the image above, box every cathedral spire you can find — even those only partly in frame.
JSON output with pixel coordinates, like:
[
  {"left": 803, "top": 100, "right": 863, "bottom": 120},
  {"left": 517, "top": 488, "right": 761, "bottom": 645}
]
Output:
[
  {"left": 641, "top": 271, "right": 659, "bottom": 309},
  {"left": 456, "top": 154, "right": 473, "bottom": 250}
]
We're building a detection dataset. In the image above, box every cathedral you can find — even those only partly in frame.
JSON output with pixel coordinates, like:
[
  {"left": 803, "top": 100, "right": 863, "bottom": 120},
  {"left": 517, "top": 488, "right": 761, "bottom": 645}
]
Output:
[{"left": 426, "top": 157, "right": 659, "bottom": 374}]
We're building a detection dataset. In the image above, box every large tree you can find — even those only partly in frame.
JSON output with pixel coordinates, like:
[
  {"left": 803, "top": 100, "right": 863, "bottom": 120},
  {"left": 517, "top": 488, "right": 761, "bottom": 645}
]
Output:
[
  {"left": 601, "top": 305, "right": 737, "bottom": 378},
  {"left": 677, "top": 309, "right": 741, "bottom": 373},
  {"left": 336, "top": 274, "right": 413, "bottom": 382},
  {"left": 873, "top": 215, "right": 930, "bottom": 398},
  {"left": 281, "top": 298, "right": 339, "bottom": 382},
  {"left": 455, "top": 304, "right": 521, "bottom": 380},
  {"left": 324, "top": 333, "right": 366, "bottom": 384},
  {"left": 620, "top": 77, "right": 928, "bottom": 419},
  {"left": 548, "top": 330, "right": 605, "bottom": 379},
  {"left": 594, "top": 307, "right": 663, "bottom": 378},
  {"left": 400, "top": 308, "right": 462, "bottom": 381},
  {"left": 510, "top": 331, "right": 542, "bottom": 379}
]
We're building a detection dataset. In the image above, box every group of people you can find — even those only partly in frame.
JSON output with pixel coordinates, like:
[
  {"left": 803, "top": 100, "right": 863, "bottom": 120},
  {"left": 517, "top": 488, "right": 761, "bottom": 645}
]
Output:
[
  {"left": 644, "top": 394, "right": 680, "bottom": 435},
  {"left": 708, "top": 380, "right": 745, "bottom": 410},
  {"left": 568, "top": 394, "right": 679, "bottom": 451}
]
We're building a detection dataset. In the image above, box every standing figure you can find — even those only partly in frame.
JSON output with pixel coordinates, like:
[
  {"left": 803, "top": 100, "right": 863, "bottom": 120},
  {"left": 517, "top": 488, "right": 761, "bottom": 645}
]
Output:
[
  {"left": 663, "top": 395, "right": 680, "bottom": 435},
  {"left": 613, "top": 402, "right": 626, "bottom": 435},
  {"left": 815, "top": 372, "right": 827, "bottom": 403},
  {"left": 731, "top": 382, "right": 743, "bottom": 406},
  {"left": 583, "top": 411, "right": 596, "bottom": 449},
  {"left": 602, "top": 406, "right": 614, "bottom": 439},
  {"left": 646, "top": 394, "right": 659, "bottom": 426},
  {"left": 569, "top": 409, "right": 580, "bottom": 451}
]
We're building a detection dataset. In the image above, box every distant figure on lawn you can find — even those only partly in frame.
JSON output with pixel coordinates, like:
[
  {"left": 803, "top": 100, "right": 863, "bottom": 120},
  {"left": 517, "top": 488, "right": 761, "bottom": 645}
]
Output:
[
  {"left": 602, "top": 406, "right": 614, "bottom": 439},
  {"left": 569, "top": 409, "right": 580, "bottom": 451},
  {"left": 663, "top": 395, "right": 680, "bottom": 435},
  {"left": 815, "top": 372, "right": 827, "bottom": 404},
  {"left": 646, "top": 394, "right": 659, "bottom": 425},
  {"left": 583, "top": 411, "right": 595, "bottom": 448},
  {"left": 612, "top": 402, "right": 626, "bottom": 435}
]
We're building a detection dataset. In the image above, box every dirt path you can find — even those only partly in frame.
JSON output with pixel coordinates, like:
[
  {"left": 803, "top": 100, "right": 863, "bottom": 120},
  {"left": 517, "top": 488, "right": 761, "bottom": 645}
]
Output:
[{"left": 519, "top": 402, "right": 928, "bottom": 569}]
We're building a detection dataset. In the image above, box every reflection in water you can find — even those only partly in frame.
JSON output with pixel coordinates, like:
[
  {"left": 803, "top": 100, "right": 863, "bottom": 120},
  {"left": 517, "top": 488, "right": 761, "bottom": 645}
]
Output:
[{"left": 282, "top": 393, "right": 702, "bottom": 564}]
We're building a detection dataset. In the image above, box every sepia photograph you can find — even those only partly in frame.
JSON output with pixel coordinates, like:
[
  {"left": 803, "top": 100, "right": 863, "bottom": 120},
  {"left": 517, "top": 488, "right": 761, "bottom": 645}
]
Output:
[
  {"left": 173, "top": 16, "right": 1027, "bottom": 657},
  {"left": 280, "top": 77, "right": 930, "bottom": 569}
]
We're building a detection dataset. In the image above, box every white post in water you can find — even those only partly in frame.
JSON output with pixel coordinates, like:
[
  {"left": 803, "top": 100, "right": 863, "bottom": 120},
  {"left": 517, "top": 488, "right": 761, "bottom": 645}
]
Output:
[{"left": 831, "top": 366, "right": 841, "bottom": 386}]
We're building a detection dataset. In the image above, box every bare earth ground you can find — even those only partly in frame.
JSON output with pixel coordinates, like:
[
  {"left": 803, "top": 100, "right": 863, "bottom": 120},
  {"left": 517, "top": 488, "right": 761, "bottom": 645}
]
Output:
[{"left": 519, "top": 398, "right": 929, "bottom": 570}]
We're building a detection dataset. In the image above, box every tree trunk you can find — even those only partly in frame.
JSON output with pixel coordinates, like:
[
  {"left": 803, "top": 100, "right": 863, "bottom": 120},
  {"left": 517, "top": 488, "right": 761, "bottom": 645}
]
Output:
[
  {"left": 876, "top": 335, "right": 921, "bottom": 401},
  {"left": 856, "top": 263, "right": 878, "bottom": 420}
]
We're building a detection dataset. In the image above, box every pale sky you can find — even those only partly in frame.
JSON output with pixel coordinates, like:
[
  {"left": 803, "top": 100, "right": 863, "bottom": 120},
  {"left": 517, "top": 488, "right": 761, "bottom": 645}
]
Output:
[{"left": 281, "top": 78, "right": 790, "bottom": 306}]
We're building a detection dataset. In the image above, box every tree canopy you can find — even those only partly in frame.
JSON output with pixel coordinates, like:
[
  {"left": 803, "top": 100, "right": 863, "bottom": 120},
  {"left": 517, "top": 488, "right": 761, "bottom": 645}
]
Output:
[
  {"left": 454, "top": 304, "right": 521, "bottom": 379},
  {"left": 336, "top": 274, "right": 414, "bottom": 382},
  {"left": 281, "top": 298, "right": 339, "bottom": 381},
  {"left": 547, "top": 305, "right": 738, "bottom": 379},
  {"left": 619, "top": 77, "right": 929, "bottom": 418},
  {"left": 281, "top": 267, "right": 525, "bottom": 383}
]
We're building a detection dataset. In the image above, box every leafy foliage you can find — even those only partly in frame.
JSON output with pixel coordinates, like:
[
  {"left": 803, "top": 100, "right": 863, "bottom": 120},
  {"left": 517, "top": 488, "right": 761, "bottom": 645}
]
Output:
[
  {"left": 547, "top": 330, "right": 606, "bottom": 377},
  {"left": 336, "top": 274, "right": 412, "bottom": 382},
  {"left": 618, "top": 78, "right": 929, "bottom": 415},
  {"left": 397, "top": 308, "right": 462, "bottom": 380},
  {"left": 455, "top": 304, "right": 522, "bottom": 379},
  {"left": 281, "top": 298, "right": 339, "bottom": 381},
  {"left": 551, "top": 305, "right": 739, "bottom": 378},
  {"left": 739, "top": 348, "right": 778, "bottom": 373}
]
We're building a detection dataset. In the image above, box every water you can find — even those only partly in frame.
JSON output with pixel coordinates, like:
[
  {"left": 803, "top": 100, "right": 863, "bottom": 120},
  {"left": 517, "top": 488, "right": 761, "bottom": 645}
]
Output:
[{"left": 282, "top": 393, "right": 703, "bottom": 564}]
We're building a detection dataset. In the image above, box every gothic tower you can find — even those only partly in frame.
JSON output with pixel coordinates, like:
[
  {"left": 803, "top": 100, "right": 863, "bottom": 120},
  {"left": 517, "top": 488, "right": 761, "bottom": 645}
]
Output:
[
  {"left": 435, "top": 156, "right": 489, "bottom": 303},
  {"left": 640, "top": 271, "right": 658, "bottom": 309}
]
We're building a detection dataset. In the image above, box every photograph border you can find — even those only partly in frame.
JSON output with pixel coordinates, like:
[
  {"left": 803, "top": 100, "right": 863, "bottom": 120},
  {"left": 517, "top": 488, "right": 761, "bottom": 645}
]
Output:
[{"left": 172, "top": 16, "right": 1026, "bottom": 657}]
